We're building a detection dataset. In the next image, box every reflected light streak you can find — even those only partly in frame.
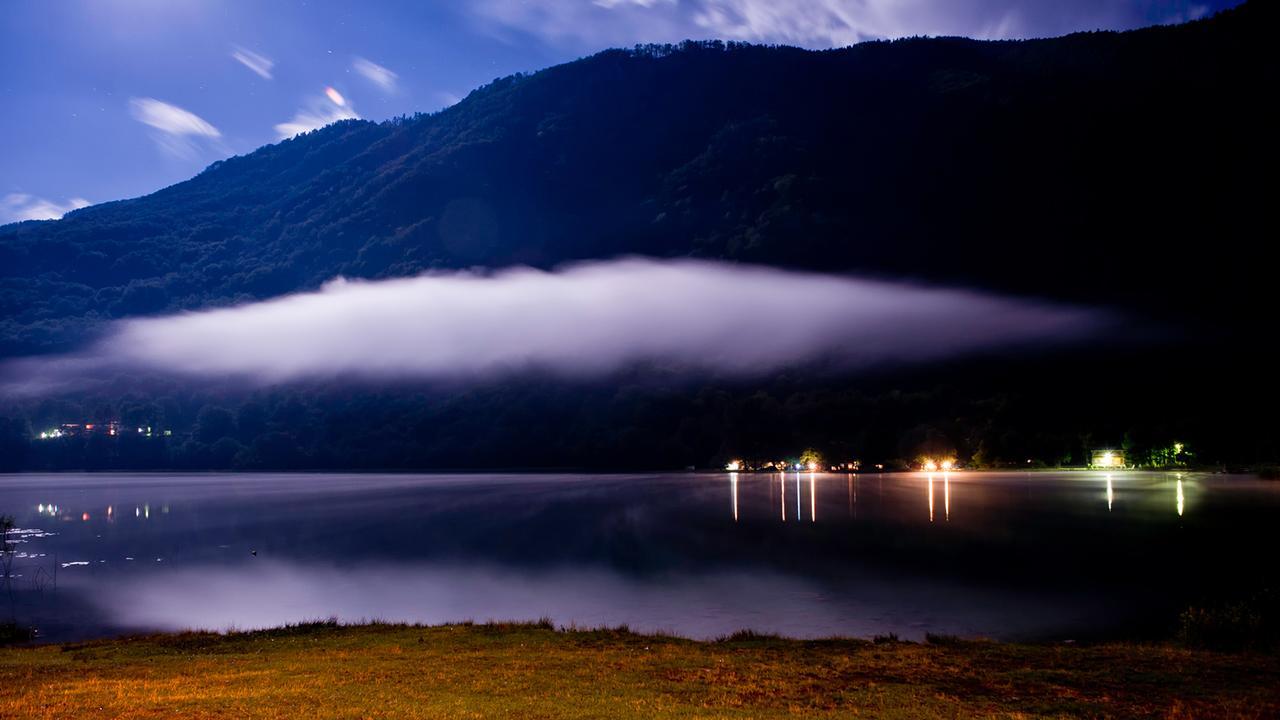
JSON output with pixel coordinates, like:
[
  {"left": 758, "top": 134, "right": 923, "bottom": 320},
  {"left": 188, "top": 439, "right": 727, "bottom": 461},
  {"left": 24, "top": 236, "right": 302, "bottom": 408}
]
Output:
[
  {"left": 928, "top": 474, "right": 935, "bottom": 523},
  {"left": 809, "top": 472, "right": 816, "bottom": 523},
  {"left": 1106, "top": 474, "right": 1113, "bottom": 511},
  {"left": 730, "top": 472, "right": 739, "bottom": 522},
  {"left": 944, "top": 472, "right": 950, "bottom": 522},
  {"left": 1177, "top": 477, "right": 1185, "bottom": 517}
]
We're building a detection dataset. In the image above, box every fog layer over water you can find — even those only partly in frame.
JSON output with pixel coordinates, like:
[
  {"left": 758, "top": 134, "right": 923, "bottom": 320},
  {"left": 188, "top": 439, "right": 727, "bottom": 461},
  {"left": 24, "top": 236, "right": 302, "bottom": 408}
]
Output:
[
  {"left": 3, "top": 471, "right": 1277, "bottom": 643},
  {"left": 2, "top": 259, "right": 1112, "bottom": 391}
]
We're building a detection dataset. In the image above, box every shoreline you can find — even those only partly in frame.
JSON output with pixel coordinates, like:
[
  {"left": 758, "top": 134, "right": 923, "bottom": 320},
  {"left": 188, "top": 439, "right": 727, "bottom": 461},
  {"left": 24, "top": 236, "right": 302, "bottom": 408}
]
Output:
[{"left": 3, "top": 621, "right": 1279, "bottom": 718}]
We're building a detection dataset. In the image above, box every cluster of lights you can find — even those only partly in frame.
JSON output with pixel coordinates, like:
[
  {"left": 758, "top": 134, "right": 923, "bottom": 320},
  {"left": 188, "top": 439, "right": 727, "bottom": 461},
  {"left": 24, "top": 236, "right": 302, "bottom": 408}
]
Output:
[
  {"left": 34, "top": 422, "right": 171, "bottom": 440},
  {"left": 726, "top": 459, "right": 840, "bottom": 473},
  {"left": 35, "top": 503, "right": 60, "bottom": 516},
  {"left": 920, "top": 458, "right": 956, "bottom": 472}
]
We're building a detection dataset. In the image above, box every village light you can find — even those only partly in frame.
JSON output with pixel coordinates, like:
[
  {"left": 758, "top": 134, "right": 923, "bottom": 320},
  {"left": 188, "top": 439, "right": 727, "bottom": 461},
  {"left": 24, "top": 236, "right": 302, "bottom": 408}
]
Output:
[
  {"left": 806, "top": 461, "right": 818, "bottom": 472},
  {"left": 725, "top": 460, "right": 741, "bottom": 471},
  {"left": 940, "top": 459, "right": 954, "bottom": 471},
  {"left": 922, "top": 459, "right": 938, "bottom": 472}
]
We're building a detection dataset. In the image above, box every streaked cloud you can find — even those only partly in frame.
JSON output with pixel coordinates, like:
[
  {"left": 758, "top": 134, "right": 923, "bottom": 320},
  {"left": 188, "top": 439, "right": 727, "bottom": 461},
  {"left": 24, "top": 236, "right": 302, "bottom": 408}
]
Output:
[
  {"left": 353, "top": 56, "right": 398, "bottom": 92},
  {"left": 0, "top": 193, "right": 90, "bottom": 224},
  {"left": 2, "top": 258, "right": 1114, "bottom": 391},
  {"left": 470, "top": 0, "right": 1219, "bottom": 49},
  {"left": 231, "top": 46, "right": 274, "bottom": 80},
  {"left": 274, "top": 88, "right": 359, "bottom": 139},
  {"left": 129, "top": 98, "right": 221, "bottom": 138},
  {"left": 128, "top": 97, "right": 223, "bottom": 160}
]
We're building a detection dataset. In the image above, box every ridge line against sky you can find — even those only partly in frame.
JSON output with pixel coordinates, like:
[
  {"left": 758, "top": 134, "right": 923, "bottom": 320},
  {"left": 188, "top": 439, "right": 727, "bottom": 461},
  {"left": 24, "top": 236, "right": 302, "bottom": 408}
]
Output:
[{"left": 0, "top": 0, "right": 1239, "bottom": 224}]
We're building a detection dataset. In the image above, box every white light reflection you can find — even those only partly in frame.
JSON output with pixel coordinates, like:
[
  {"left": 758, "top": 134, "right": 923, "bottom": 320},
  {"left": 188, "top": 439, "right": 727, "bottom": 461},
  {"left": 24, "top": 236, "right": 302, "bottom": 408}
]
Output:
[
  {"left": 730, "top": 472, "right": 739, "bottom": 522},
  {"left": 944, "top": 472, "right": 950, "bottom": 522},
  {"left": 928, "top": 474, "right": 935, "bottom": 523},
  {"left": 1106, "top": 474, "right": 1113, "bottom": 512},
  {"left": 809, "top": 472, "right": 816, "bottom": 523},
  {"left": 1176, "top": 477, "right": 1185, "bottom": 517}
]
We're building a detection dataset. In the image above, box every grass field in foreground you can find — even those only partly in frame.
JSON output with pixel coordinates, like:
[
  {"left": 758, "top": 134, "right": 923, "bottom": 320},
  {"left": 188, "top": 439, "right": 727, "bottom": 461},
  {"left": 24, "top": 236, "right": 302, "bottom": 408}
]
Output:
[{"left": 2, "top": 622, "right": 1279, "bottom": 719}]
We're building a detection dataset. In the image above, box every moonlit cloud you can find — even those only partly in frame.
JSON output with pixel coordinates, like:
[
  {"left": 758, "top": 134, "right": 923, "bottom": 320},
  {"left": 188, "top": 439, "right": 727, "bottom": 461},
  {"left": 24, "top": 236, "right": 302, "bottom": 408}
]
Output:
[
  {"left": 231, "top": 46, "right": 274, "bottom": 80},
  {"left": 274, "top": 89, "right": 359, "bottom": 138},
  {"left": 128, "top": 97, "right": 223, "bottom": 160},
  {"left": 129, "top": 98, "right": 221, "bottom": 138},
  {"left": 471, "top": 0, "right": 1222, "bottom": 48},
  {"left": 353, "top": 56, "right": 398, "bottom": 92},
  {"left": 2, "top": 259, "right": 1114, "bottom": 391},
  {"left": 0, "top": 193, "right": 90, "bottom": 224}
]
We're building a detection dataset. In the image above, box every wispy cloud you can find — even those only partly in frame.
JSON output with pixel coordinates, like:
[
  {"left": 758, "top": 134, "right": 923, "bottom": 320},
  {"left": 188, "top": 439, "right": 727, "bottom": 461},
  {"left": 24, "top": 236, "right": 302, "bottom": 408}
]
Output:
[
  {"left": 274, "top": 87, "right": 359, "bottom": 139},
  {"left": 128, "top": 97, "right": 223, "bottom": 160},
  {"left": 470, "top": 0, "right": 1200, "bottom": 49},
  {"left": 353, "top": 56, "right": 398, "bottom": 92},
  {"left": 129, "top": 98, "right": 221, "bottom": 137},
  {"left": 0, "top": 193, "right": 90, "bottom": 224},
  {"left": 231, "top": 46, "right": 274, "bottom": 80},
  {"left": 2, "top": 259, "right": 1113, "bottom": 392}
]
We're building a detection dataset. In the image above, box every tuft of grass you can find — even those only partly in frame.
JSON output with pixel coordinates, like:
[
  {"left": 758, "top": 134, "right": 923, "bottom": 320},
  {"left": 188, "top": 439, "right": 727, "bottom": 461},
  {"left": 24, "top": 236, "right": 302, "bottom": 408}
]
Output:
[
  {"left": 715, "top": 629, "right": 783, "bottom": 643},
  {"left": 872, "top": 632, "right": 901, "bottom": 644}
]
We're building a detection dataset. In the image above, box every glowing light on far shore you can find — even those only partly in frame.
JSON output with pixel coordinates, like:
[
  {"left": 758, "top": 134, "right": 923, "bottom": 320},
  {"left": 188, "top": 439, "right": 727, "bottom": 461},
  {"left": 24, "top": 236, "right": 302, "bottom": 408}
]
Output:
[
  {"left": 325, "top": 87, "right": 347, "bottom": 106},
  {"left": 725, "top": 460, "right": 741, "bottom": 471}
]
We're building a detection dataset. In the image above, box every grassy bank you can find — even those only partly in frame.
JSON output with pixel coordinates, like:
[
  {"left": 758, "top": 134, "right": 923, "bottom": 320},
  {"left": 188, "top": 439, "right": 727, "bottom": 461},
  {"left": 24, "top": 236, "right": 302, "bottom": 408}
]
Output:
[{"left": 3, "top": 622, "right": 1279, "bottom": 719}]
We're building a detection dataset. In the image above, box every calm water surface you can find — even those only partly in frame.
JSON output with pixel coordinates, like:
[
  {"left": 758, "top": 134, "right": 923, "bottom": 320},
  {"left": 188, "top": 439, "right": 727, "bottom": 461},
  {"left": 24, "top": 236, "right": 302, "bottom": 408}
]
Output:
[{"left": 2, "top": 471, "right": 1278, "bottom": 643}]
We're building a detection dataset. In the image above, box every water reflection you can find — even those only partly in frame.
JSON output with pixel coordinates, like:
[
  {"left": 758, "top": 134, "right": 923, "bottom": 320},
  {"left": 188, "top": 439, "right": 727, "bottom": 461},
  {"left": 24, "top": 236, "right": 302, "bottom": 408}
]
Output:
[
  {"left": 928, "top": 474, "right": 934, "bottom": 522},
  {"left": 1, "top": 471, "right": 1274, "bottom": 644},
  {"left": 730, "top": 472, "right": 738, "bottom": 522},
  {"left": 810, "top": 472, "right": 816, "bottom": 522}
]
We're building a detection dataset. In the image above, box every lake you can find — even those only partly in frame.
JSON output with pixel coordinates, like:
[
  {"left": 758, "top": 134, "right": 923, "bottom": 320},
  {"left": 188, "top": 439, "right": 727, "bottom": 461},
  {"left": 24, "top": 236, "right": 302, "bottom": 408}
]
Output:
[{"left": 2, "top": 471, "right": 1277, "bottom": 643}]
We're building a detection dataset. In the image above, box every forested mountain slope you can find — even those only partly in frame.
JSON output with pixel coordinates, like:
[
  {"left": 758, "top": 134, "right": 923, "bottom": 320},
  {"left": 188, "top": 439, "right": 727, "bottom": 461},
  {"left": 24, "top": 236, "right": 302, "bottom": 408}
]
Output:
[{"left": 1, "top": 1, "right": 1273, "bottom": 358}]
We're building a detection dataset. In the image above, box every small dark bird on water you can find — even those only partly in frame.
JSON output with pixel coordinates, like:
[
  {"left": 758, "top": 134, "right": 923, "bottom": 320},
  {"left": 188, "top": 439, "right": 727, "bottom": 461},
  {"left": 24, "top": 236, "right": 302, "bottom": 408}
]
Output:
[{"left": 250, "top": 550, "right": 257, "bottom": 556}]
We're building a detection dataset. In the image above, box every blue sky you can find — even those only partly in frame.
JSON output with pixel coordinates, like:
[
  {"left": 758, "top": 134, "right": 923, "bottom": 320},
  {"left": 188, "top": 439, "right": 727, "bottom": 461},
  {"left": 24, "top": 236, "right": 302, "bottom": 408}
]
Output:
[{"left": 0, "top": 0, "right": 1240, "bottom": 224}]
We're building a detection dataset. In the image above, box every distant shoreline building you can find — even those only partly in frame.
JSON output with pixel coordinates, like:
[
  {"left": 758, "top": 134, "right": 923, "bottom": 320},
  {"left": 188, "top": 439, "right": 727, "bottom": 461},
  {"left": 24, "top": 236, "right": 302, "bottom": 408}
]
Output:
[{"left": 1090, "top": 449, "right": 1125, "bottom": 469}]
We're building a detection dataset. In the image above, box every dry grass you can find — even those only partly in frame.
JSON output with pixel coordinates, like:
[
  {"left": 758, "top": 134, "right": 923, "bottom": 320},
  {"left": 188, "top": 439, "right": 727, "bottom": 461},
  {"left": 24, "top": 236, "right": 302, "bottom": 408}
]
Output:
[{"left": 2, "top": 622, "right": 1279, "bottom": 719}]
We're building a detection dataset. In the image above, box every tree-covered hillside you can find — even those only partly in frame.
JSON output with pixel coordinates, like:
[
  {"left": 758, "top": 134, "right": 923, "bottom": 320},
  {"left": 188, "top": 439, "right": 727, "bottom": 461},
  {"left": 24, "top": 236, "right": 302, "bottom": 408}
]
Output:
[{"left": 1, "top": 1, "right": 1273, "bottom": 358}]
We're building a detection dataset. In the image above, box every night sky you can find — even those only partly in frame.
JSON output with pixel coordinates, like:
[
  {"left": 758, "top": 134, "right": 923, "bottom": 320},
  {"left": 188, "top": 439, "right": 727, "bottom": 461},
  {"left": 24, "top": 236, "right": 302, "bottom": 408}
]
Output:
[{"left": 0, "top": 0, "right": 1242, "bottom": 225}]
